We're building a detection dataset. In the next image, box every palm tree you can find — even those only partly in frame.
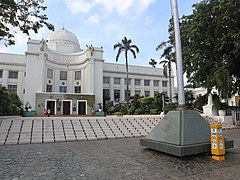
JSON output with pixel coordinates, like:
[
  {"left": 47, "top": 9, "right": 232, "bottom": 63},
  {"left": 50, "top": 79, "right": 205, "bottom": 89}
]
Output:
[
  {"left": 157, "top": 41, "right": 175, "bottom": 103},
  {"left": 113, "top": 37, "right": 139, "bottom": 103},
  {"left": 149, "top": 58, "right": 157, "bottom": 68}
]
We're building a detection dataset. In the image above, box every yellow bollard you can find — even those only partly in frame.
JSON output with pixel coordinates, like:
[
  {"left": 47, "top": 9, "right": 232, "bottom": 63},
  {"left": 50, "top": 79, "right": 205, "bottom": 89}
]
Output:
[{"left": 210, "top": 124, "right": 225, "bottom": 161}]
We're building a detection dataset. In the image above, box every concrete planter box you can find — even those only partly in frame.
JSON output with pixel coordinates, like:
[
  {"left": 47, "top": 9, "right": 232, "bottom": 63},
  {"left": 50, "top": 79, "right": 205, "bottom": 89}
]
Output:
[
  {"left": 96, "top": 111, "right": 104, "bottom": 117},
  {"left": 23, "top": 111, "right": 36, "bottom": 117}
]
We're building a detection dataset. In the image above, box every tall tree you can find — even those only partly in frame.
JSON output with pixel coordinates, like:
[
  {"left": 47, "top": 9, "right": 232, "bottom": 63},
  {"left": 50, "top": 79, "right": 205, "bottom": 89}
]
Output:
[
  {"left": 113, "top": 37, "right": 139, "bottom": 103},
  {"left": 157, "top": 41, "right": 175, "bottom": 103},
  {"left": 149, "top": 58, "right": 157, "bottom": 68},
  {"left": 0, "top": 0, "right": 54, "bottom": 46},
  {"left": 179, "top": 0, "right": 240, "bottom": 97}
]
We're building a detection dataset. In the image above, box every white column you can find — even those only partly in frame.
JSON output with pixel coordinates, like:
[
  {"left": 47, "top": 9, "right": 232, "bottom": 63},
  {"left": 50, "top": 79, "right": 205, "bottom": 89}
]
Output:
[
  {"left": 68, "top": 70, "right": 73, "bottom": 93},
  {"left": 89, "top": 58, "right": 95, "bottom": 94},
  {"left": 17, "top": 71, "right": 24, "bottom": 100},
  {"left": 150, "top": 80, "right": 154, "bottom": 97},
  {"left": 54, "top": 70, "right": 59, "bottom": 92},
  {"left": 140, "top": 79, "right": 144, "bottom": 96},
  {"left": 120, "top": 78, "right": 125, "bottom": 102},
  {"left": 159, "top": 80, "right": 163, "bottom": 93},
  {"left": 110, "top": 77, "right": 114, "bottom": 101},
  {"left": 130, "top": 78, "right": 135, "bottom": 96},
  {"left": 2, "top": 69, "right": 8, "bottom": 87}
]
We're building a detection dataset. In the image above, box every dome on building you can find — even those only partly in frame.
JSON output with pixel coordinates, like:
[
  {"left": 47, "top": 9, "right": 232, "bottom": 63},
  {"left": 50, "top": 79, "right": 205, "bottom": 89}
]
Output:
[{"left": 47, "top": 28, "right": 81, "bottom": 53}]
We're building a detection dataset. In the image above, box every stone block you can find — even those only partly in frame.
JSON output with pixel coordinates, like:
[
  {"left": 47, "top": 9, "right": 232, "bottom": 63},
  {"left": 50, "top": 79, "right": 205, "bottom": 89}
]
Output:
[{"left": 55, "top": 136, "right": 66, "bottom": 142}]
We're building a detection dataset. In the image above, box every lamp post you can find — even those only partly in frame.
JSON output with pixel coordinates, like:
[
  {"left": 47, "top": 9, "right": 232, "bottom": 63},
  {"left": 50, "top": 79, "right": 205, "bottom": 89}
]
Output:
[{"left": 170, "top": 0, "right": 185, "bottom": 109}]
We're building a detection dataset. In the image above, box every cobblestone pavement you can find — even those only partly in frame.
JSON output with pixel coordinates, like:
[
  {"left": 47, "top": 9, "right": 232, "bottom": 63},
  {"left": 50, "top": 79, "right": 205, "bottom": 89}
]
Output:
[
  {"left": 0, "top": 121, "right": 240, "bottom": 179},
  {"left": 0, "top": 117, "right": 160, "bottom": 146}
]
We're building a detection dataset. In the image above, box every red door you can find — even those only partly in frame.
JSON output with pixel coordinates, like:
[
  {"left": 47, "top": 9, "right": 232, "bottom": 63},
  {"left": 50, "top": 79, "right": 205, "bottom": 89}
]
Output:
[{"left": 63, "top": 101, "right": 70, "bottom": 115}]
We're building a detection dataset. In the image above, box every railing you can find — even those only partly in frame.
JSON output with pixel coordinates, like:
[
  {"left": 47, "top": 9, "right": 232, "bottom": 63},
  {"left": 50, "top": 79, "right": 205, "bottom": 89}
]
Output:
[
  {"left": 197, "top": 107, "right": 240, "bottom": 125},
  {"left": 194, "top": 108, "right": 221, "bottom": 124},
  {"left": 232, "top": 109, "right": 240, "bottom": 126}
]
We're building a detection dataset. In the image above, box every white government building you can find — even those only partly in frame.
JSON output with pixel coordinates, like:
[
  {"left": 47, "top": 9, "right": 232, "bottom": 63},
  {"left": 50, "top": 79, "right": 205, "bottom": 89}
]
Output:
[{"left": 0, "top": 28, "right": 175, "bottom": 116}]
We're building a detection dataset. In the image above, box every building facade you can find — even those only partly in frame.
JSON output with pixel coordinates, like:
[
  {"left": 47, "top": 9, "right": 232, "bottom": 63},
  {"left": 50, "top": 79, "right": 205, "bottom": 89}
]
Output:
[{"left": 0, "top": 28, "right": 175, "bottom": 116}]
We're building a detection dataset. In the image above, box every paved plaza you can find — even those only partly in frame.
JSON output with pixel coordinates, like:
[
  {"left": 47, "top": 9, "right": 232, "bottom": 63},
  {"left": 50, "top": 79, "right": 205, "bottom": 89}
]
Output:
[
  {"left": 0, "top": 116, "right": 160, "bottom": 145},
  {"left": 0, "top": 116, "right": 240, "bottom": 179}
]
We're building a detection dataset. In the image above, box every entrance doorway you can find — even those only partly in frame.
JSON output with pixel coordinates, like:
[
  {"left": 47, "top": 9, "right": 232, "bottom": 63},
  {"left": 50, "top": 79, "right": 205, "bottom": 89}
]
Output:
[
  {"left": 78, "top": 101, "right": 86, "bottom": 115},
  {"left": 46, "top": 100, "right": 55, "bottom": 115},
  {"left": 63, "top": 101, "right": 71, "bottom": 115}
]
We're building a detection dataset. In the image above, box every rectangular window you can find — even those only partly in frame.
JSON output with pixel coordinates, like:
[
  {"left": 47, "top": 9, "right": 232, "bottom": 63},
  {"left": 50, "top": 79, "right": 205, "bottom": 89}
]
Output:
[
  {"left": 46, "top": 84, "right": 52, "bottom": 92},
  {"left": 114, "top": 78, "right": 120, "bottom": 84},
  {"left": 8, "top": 84, "right": 17, "bottom": 93},
  {"left": 47, "top": 68, "right": 53, "bottom": 79},
  {"left": 144, "top": 80, "right": 150, "bottom": 86},
  {"left": 162, "top": 81, "right": 168, "bottom": 87},
  {"left": 74, "top": 86, "right": 81, "bottom": 93},
  {"left": 0, "top": 70, "right": 3, "bottom": 78},
  {"left": 103, "top": 77, "right": 110, "bottom": 84},
  {"left": 135, "top": 79, "right": 140, "bottom": 86},
  {"left": 135, "top": 90, "right": 141, "bottom": 95},
  {"left": 59, "top": 86, "right": 67, "bottom": 93},
  {"left": 154, "top": 91, "right": 159, "bottom": 96},
  {"left": 114, "top": 89, "right": 120, "bottom": 101},
  {"left": 60, "top": 71, "right": 67, "bottom": 80},
  {"left": 75, "top": 71, "right": 81, "bottom": 80},
  {"left": 154, "top": 80, "right": 159, "bottom": 87},
  {"left": 103, "top": 89, "right": 110, "bottom": 100},
  {"left": 145, "top": 91, "right": 150, "bottom": 97},
  {"left": 8, "top": 71, "right": 18, "bottom": 79}
]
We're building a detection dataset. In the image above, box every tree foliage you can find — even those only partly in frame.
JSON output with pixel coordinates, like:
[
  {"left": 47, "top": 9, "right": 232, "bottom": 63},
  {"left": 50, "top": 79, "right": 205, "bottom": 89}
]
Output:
[
  {"left": 149, "top": 58, "right": 157, "bottom": 68},
  {"left": 179, "top": 0, "right": 240, "bottom": 97},
  {"left": 113, "top": 37, "right": 139, "bottom": 103},
  {"left": 0, "top": 86, "right": 22, "bottom": 115},
  {"left": 105, "top": 93, "right": 165, "bottom": 115},
  {"left": 157, "top": 41, "right": 175, "bottom": 102},
  {"left": 0, "top": 0, "right": 54, "bottom": 46}
]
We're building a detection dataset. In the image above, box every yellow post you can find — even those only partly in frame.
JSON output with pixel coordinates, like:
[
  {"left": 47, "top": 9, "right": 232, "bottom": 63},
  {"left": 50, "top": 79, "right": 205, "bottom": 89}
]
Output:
[{"left": 210, "top": 124, "right": 225, "bottom": 160}]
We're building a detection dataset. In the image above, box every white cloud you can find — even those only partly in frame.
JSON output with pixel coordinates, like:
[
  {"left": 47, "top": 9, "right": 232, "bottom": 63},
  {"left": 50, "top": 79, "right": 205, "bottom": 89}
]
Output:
[
  {"left": 94, "top": 0, "right": 156, "bottom": 17},
  {"left": 85, "top": 14, "right": 100, "bottom": 24},
  {"left": 0, "top": 26, "right": 47, "bottom": 53},
  {"left": 137, "top": 0, "right": 155, "bottom": 15},
  {"left": 65, "top": 0, "right": 156, "bottom": 18},
  {"left": 94, "top": 0, "right": 133, "bottom": 16},
  {"left": 66, "top": 0, "right": 94, "bottom": 14},
  {"left": 145, "top": 16, "right": 152, "bottom": 26}
]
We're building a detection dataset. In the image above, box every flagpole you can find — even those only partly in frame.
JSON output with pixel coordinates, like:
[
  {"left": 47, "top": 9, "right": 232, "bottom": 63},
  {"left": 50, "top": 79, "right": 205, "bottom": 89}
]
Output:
[{"left": 171, "top": 0, "right": 185, "bottom": 108}]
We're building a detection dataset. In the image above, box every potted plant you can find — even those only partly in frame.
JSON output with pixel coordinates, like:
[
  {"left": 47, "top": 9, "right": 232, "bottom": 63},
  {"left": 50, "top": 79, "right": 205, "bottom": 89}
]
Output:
[
  {"left": 24, "top": 102, "right": 31, "bottom": 111},
  {"left": 213, "top": 98, "right": 228, "bottom": 116}
]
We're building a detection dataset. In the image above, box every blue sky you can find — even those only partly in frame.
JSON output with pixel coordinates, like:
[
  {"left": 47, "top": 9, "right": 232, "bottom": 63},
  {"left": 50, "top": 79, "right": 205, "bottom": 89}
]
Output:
[{"left": 0, "top": 0, "right": 199, "bottom": 68}]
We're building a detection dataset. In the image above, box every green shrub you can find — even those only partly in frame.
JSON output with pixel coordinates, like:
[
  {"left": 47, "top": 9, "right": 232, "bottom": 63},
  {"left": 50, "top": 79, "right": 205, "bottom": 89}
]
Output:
[
  {"left": 150, "top": 109, "right": 157, "bottom": 115},
  {"left": 163, "top": 103, "right": 178, "bottom": 114},
  {"left": 108, "top": 106, "right": 116, "bottom": 115},
  {"left": 10, "top": 104, "right": 21, "bottom": 115},
  {"left": 128, "top": 107, "right": 135, "bottom": 114},
  {"left": 120, "top": 104, "right": 128, "bottom": 114},
  {"left": 134, "top": 107, "right": 145, "bottom": 115},
  {"left": 140, "top": 97, "right": 154, "bottom": 104},
  {"left": 114, "top": 112, "right": 125, "bottom": 116}
]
